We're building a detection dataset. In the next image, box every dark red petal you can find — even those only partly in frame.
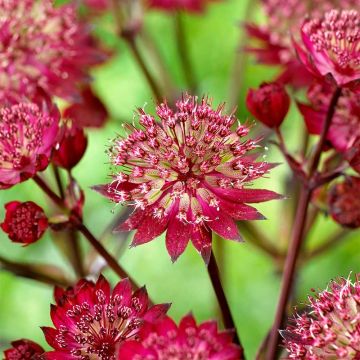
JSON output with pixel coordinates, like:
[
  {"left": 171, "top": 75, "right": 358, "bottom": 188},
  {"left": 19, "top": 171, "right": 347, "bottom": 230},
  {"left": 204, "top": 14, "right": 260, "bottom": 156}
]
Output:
[
  {"left": 113, "top": 278, "right": 132, "bottom": 306},
  {"left": 297, "top": 102, "right": 324, "bottom": 134},
  {"left": 219, "top": 198, "right": 266, "bottom": 220},
  {"left": 144, "top": 303, "right": 171, "bottom": 322},
  {"left": 114, "top": 209, "right": 145, "bottom": 232},
  {"left": 132, "top": 286, "right": 149, "bottom": 316},
  {"left": 191, "top": 225, "right": 212, "bottom": 264}
]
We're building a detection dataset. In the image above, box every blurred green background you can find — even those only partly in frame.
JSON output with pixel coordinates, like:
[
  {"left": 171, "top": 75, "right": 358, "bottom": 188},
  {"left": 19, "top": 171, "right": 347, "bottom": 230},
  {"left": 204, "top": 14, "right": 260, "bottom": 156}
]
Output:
[{"left": 1, "top": 1, "right": 360, "bottom": 358}]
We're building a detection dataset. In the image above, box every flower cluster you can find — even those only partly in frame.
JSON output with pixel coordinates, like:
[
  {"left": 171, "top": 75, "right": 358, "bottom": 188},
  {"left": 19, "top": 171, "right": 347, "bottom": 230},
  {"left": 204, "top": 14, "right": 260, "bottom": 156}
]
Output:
[
  {"left": 282, "top": 275, "right": 360, "bottom": 359},
  {"left": 4, "top": 339, "right": 44, "bottom": 360},
  {"left": 118, "top": 314, "right": 242, "bottom": 359},
  {"left": 42, "top": 276, "right": 170, "bottom": 360},
  {"left": 95, "top": 95, "right": 280, "bottom": 263},
  {"left": 0, "top": 0, "right": 104, "bottom": 103}
]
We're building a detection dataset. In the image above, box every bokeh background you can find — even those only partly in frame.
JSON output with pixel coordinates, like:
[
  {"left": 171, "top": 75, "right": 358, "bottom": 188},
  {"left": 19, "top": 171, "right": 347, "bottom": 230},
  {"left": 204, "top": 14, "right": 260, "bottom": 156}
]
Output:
[{"left": 1, "top": 1, "right": 360, "bottom": 358}]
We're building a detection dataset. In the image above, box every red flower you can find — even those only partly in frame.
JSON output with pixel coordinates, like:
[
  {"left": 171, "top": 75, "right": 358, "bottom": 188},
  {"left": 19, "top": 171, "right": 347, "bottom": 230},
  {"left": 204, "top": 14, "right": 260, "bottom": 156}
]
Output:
[
  {"left": 295, "top": 9, "right": 360, "bottom": 87},
  {"left": 328, "top": 176, "right": 360, "bottom": 228},
  {"left": 42, "top": 275, "right": 170, "bottom": 360},
  {"left": 52, "top": 123, "right": 88, "bottom": 170},
  {"left": 246, "top": 82, "right": 290, "bottom": 128},
  {"left": 0, "top": 0, "right": 105, "bottom": 102},
  {"left": 148, "top": 0, "right": 217, "bottom": 12},
  {"left": 94, "top": 95, "right": 281, "bottom": 263},
  {"left": 118, "top": 314, "right": 242, "bottom": 360},
  {"left": 0, "top": 99, "right": 61, "bottom": 189},
  {"left": 4, "top": 339, "right": 44, "bottom": 360},
  {"left": 298, "top": 80, "right": 360, "bottom": 152},
  {"left": 1, "top": 201, "right": 48, "bottom": 245},
  {"left": 282, "top": 275, "right": 360, "bottom": 359}
]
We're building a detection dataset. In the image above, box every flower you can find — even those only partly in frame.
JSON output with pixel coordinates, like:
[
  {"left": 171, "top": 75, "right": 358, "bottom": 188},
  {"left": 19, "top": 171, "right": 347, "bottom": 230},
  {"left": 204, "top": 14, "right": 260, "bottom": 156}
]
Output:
[
  {"left": 52, "top": 122, "right": 88, "bottom": 170},
  {"left": 0, "top": 99, "right": 61, "bottom": 189},
  {"left": 42, "top": 275, "right": 170, "bottom": 360},
  {"left": 118, "top": 314, "right": 242, "bottom": 360},
  {"left": 4, "top": 339, "right": 44, "bottom": 360},
  {"left": 147, "top": 0, "right": 217, "bottom": 12},
  {"left": 246, "top": 82, "right": 290, "bottom": 128},
  {"left": 0, "top": 0, "right": 104, "bottom": 102},
  {"left": 94, "top": 95, "right": 280, "bottom": 263},
  {"left": 1, "top": 201, "right": 48, "bottom": 245},
  {"left": 282, "top": 275, "right": 360, "bottom": 359},
  {"left": 295, "top": 9, "right": 360, "bottom": 87},
  {"left": 328, "top": 176, "right": 360, "bottom": 228},
  {"left": 298, "top": 80, "right": 360, "bottom": 152}
]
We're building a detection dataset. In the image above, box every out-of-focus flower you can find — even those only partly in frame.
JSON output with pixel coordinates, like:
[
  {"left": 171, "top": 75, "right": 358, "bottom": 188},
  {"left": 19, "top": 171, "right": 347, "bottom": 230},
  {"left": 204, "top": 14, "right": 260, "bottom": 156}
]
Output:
[
  {"left": 0, "top": 0, "right": 105, "bottom": 102},
  {"left": 246, "top": 0, "right": 360, "bottom": 88},
  {"left": 84, "top": 0, "right": 109, "bottom": 11},
  {"left": 52, "top": 122, "right": 88, "bottom": 170},
  {"left": 295, "top": 9, "right": 360, "bottom": 87},
  {"left": 298, "top": 80, "right": 360, "bottom": 152},
  {"left": 42, "top": 275, "right": 170, "bottom": 360},
  {"left": 94, "top": 95, "right": 281, "bottom": 263},
  {"left": 1, "top": 201, "right": 48, "bottom": 245},
  {"left": 328, "top": 176, "right": 360, "bottom": 228},
  {"left": 0, "top": 99, "right": 61, "bottom": 189},
  {"left": 147, "top": 0, "right": 217, "bottom": 12},
  {"left": 246, "top": 82, "right": 290, "bottom": 128},
  {"left": 282, "top": 275, "right": 360, "bottom": 359},
  {"left": 63, "top": 86, "right": 108, "bottom": 128},
  {"left": 4, "top": 339, "right": 44, "bottom": 360},
  {"left": 346, "top": 138, "right": 360, "bottom": 173},
  {"left": 118, "top": 314, "right": 242, "bottom": 360}
]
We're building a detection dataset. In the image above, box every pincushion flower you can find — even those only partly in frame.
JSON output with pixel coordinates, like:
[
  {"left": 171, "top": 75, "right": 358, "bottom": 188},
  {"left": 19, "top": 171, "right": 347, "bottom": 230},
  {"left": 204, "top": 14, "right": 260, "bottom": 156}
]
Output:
[
  {"left": 0, "top": 0, "right": 104, "bottom": 102},
  {"left": 42, "top": 275, "right": 170, "bottom": 360},
  {"left": 4, "top": 339, "right": 44, "bottom": 360},
  {"left": 282, "top": 275, "right": 360, "bottom": 359},
  {"left": 118, "top": 314, "right": 242, "bottom": 359},
  {"left": 147, "top": 0, "right": 217, "bottom": 12},
  {"left": 1, "top": 201, "right": 48, "bottom": 245},
  {"left": 328, "top": 176, "right": 360, "bottom": 228},
  {"left": 298, "top": 80, "right": 360, "bottom": 152},
  {"left": 0, "top": 99, "right": 61, "bottom": 189},
  {"left": 94, "top": 95, "right": 281, "bottom": 263},
  {"left": 295, "top": 9, "right": 360, "bottom": 87}
]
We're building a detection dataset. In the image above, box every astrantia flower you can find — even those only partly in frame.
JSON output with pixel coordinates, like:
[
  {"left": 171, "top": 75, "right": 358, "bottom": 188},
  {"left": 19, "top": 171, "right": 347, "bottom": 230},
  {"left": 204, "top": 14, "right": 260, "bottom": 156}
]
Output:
[
  {"left": 296, "top": 9, "right": 360, "bottom": 87},
  {"left": 1, "top": 201, "right": 48, "bottom": 245},
  {"left": 94, "top": 95, "right": 280, "bottom": 263},
  {"left": 118, "top": 314, "right": 242, "bottom": 360},
  {"left": 148, "top": 0, "right": 216, "bottom": 12},
  {"left": 282, "top": 275, "right": 360, "bottom": 359},
  {"left": 0, "top": 99, "right": 61, "bottom": 189},
  {"left": 4, "top": 339, "right": 44, "bottom": 360},
  {"left": 328, "top": 176, "right": 360, "bottom": 228},
  {"left": 42, "top": 275, "right": 170, "bottom": 360},
  {"left": 0, "top": 0, "right": 104, "bottom": 102},
  {"left": 298, "top": 80, "right": 360, "bottom": 152}
]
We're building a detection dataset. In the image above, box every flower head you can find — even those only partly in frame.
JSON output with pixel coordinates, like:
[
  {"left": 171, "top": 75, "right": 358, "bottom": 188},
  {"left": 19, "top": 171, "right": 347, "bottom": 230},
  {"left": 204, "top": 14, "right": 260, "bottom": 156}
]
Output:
[
  {"left": 4, "top": 339, "right": 44, "bottom": 360},
  {"left": 42, "top": 275, "right": 170, "bottom": 360},
  {"left": 296, "top": 9, "right": 360, "bottom": 87},
  {"left": 0, "top": 0, "right": 104, "bottom": 102},
  {"left": 282, "top": 275, "right": 360, "bottom": 359},
  {"left": 118, "top": 314, "right": 242, "bottom": 360},
  {"left": 148, "top": 0, "right": 217, "bottom": 12},
  {"left": 298, "top": 80, "right": 360, "bottom": 152},
  {"left": 328, "top": 176, "right": 360, "bottom": 228},
  {"left": 246, "top": 82, "right": 290, "bottom": 128},
  {"left": 1, "top": 201, "right": 48, "bottom": 245},
  {"left": 95, "top": 95, "right": 280, "bottom": 263},
  {"left": 0, "top": 99, "right": 61, "bottom": 189}
]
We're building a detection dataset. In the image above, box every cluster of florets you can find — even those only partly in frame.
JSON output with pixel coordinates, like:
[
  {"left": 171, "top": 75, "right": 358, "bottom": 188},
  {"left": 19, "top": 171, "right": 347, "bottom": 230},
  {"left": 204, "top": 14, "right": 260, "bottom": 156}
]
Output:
[
  {"left": 0, "top": 0, "right": 103, "bottom": 102},
  {"left": 282, "top": 276, "right": 360, "bottom": 359},
  {"left": 95, "top": 95, "right": 280, "bottom": 262}
]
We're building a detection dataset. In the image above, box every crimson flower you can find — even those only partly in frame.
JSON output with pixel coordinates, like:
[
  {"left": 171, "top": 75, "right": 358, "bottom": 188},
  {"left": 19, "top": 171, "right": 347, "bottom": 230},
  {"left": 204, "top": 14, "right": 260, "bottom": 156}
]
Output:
[
  {"left": 0, "top": 99, "right": 61, "bottom": 189},
  {"left": 298, "top": 80, "right": 360, "bottom": 152},
  {"left": 328, "top": 176, "right": 360, "bottom": 228},
  {"left": 118, "top": 314, "right": 242, "bottom": 360},
  {"left": 42, "top": 275, "right": 170, "bottom": 360},
  {"left": 148, "top": 0, "right": 217, "bottom": 12},
  {"left": 0, "top": 0, "right": 104, "bottom": 102},
  {"left": 295, "top": 9, "right": 360, "bottom": 87},
  {"left": 282, "top": 275, "right": 360, "bottom": 359},
  {"left": 1, "top": 201, "right": 48, "bottom": 245},
  {"left": 94, "top": 95, "right": 281, "bottom": 263},
  {"left": 4, "top": 339, "right": 44, "bottom": 360},
  {"left": 246, "top": 82, "right": 290, "bottom": 128}
]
